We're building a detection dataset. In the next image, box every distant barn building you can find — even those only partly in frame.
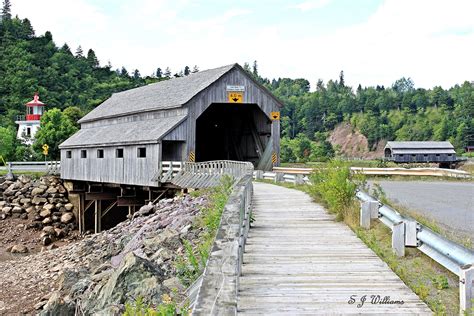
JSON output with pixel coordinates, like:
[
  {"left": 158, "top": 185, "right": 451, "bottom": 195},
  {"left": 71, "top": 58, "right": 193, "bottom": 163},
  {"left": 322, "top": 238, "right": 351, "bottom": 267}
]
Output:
[
  {"left": 384, "top": 141, "right": 457, "bottom": 165},
  {"left": 59, "top": 63, "right": 282, "bottom": 187}
]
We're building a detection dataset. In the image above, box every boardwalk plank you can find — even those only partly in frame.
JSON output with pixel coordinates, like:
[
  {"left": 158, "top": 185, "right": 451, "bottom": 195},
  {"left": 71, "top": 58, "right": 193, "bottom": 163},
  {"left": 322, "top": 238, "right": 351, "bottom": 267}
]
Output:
[{"left": 237, "top": 182, "right": 431, "bottom": 315}]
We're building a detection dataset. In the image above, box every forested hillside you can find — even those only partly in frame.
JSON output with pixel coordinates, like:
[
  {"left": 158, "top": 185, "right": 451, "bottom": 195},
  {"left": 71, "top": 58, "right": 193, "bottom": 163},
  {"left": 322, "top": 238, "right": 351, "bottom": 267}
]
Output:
[
  {"left": 1, "top": 0, "right": 473, "bottom": 162},
  {"left": 258, "top": 72, "right": 474, "bottom": 162}
]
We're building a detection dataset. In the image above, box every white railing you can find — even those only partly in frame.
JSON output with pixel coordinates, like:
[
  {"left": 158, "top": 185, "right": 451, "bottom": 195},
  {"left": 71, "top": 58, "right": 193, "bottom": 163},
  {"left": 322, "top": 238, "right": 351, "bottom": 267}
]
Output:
[
  {"left": 1, "top": 161, "right": 60, "bottom": 176},
  {"left": 272, "top": 166, "right": 471, "bottom": 178}
]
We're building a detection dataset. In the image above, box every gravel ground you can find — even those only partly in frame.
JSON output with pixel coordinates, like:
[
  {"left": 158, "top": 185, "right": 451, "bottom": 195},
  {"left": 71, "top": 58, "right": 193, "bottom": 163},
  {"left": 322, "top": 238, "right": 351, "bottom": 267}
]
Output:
[{"left": 368, "top": 180, "right": 474, "bottom": 239}]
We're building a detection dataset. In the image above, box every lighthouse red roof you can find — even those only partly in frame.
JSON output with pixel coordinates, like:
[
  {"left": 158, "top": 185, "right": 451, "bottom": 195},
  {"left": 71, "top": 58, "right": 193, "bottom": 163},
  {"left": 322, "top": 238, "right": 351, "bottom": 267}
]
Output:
[{"left": 26, "top": 93, "right": 45, "bottom": 106}]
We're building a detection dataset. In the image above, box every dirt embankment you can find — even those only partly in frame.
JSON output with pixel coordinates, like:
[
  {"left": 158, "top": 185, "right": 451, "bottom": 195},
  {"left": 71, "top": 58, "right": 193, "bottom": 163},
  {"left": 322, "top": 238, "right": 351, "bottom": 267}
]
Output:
[{"left": 328, "top": 123, "right": 385, "bottom": 159}]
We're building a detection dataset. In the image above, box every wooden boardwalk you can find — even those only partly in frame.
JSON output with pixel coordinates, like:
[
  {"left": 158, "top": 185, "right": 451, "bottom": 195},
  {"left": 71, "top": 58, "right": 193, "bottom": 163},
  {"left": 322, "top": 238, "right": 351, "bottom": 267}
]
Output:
[{"left": 237, "top": 182, "right": 431, "bottom": 315}]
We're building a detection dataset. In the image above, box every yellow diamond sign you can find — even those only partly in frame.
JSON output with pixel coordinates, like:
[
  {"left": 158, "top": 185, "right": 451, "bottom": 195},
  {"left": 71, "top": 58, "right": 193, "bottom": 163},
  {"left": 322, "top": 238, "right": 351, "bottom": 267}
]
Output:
[
  {"left": 228, "top": 92, "right": 243, "bottom": 103},
  {"left": 42, "top": 144, "right": 49, "bottom": 155}
]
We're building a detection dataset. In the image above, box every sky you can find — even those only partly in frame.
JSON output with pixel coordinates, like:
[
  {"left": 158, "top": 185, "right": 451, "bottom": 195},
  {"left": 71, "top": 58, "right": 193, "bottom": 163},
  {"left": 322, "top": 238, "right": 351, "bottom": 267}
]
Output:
[{"left": 11, "top": 0, "right": 474, "bottom": 90}]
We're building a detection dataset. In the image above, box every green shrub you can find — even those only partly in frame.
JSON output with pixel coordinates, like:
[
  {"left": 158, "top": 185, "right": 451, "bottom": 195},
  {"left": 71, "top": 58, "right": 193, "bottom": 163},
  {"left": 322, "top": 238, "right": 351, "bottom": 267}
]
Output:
[{"left": 308, "top": 160, "right": 364, "bottom": 220}]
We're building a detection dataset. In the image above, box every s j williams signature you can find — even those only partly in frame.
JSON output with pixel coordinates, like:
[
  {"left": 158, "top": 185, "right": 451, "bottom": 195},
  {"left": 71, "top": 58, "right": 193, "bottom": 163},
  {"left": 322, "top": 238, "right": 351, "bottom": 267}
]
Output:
[{"left": 348, "top": 295, "right": 405, "bottom": 308}]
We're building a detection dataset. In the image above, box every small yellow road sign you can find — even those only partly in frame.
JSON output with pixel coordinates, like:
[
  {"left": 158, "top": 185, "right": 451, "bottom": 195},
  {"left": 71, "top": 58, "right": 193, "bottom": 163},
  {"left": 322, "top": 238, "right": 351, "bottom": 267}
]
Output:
[
  {"left": 42, "top": 144, "right": 49, "bottom": 155},
  {"left": 228, "top": 92, "right": 243, "bottom": 103},
  {"left": 272, "top": 152, "right": 277, "bottom": 164},
  {"left": 189, "top": 151, "right": 195, "bottom": 162},
  {"left": 270, "top": 111, "right": 280, "bottom": 120}
]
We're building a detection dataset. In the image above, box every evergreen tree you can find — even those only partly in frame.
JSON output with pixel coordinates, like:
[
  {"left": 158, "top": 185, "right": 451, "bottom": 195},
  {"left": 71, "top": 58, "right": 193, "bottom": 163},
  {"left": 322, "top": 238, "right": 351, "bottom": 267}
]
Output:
[
  {"left": 339, "top": 70, "right": 345, "bottom": 87},
  {"left": 252, "top": 60, "right": 258, "bottom": 77},
  {"left": 86, "top": 49, "right": 99, "bottom": 68},
  {"left": 133, "top": 69, "right": 140, "bottom": 79},
  {"left": 1, "top": 0, "right": 11, "bottom": 20},
  {"left": 75, "top": 45, "right": 83, "bottom": 58},
  {"left": 120, "top": 66, "right": 129, "bottom": 77},
  {"left": 163, "top": 67, "right": 171, "bottom": 78},
  {"left": 192, "top": 65, "right": 199, "bottom": 73},
  {"left": 184, "top": 65, "right": 190, "bottom": 76},
  {"left": 155, "top": 67, "right": 162, "bottom": 78}
]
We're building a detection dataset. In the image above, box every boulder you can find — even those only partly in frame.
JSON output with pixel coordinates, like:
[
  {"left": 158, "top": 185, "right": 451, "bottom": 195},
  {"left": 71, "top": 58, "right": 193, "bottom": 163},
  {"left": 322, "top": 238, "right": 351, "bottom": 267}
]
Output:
[
  {"left": 19, "top": 198, "right": 31, "bottom": 205},
  {"left": 39, "top": 209, "right": 52, "bottom": 218},
  {"left": 32, "top": 196, "right": 48, "bottom": 205},
  {"left": 86, "top": 252, "right": 164, "bottom": 312},
  {"left": 54, "top": 228, "right": 66, "bottom": 238},
  {"left": 64, "top": 203, "right": 74, "bottom": 211},
  {"left": 136, "top": 203, "right": 154, "bottom": 217},
  {"left": 42, "top": 217, "right": 52, "bottom": 225},
  {"left": 10, "top": 244, "right": 28, "bottom": 253},
  {"left": 60, "top": 212, "right": 74, "bottom": 224},
  {"left": 31, "top": 187, "right": 45, "bottom": 196},
  {"left": 43, "top": 204, "right": 55, "bottom": 211},
  {"left": 42, "top": 226, "right": 56, "bottom": 235},
  {"left": 2, "top": 206, "right": 12, "bottom": 215},
  {"left": 46, "top": 187, "right": 58, "bottom": 194},
  {"left": 42, "top": 236, "right": 52, "bottom": 246},
  {"left": 12, "top": 206, "right": 23, "bottom": 214}
]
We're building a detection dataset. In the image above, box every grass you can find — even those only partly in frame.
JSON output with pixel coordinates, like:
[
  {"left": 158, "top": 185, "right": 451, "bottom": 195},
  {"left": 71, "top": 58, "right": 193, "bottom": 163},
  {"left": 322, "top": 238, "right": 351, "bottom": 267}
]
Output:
[
  {"left": 175, "top": 175, "right": 234, "bottom": 287},
  {"left": 268, "top": 160, "right": 464, "bottom": 314},
  {"left": 0, "top": 170, "right": 46, "bottom": 178}
]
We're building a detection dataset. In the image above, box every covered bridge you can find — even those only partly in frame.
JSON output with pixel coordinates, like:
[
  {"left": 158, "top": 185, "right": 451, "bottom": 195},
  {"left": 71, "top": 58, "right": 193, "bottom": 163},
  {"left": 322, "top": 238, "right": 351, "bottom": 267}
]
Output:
[
  {"left": 384, "top": 141, "right": 457, "bottom": 165},
  {"left": 59, "top": 63, "right": 282, "bottom": 188}
]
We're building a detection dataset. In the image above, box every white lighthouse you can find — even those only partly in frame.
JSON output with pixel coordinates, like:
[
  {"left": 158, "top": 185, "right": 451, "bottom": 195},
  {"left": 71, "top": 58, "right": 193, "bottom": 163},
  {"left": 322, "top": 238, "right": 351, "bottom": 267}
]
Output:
[{"left": 15, "top": 93, "right": 46, "bottom": 145}]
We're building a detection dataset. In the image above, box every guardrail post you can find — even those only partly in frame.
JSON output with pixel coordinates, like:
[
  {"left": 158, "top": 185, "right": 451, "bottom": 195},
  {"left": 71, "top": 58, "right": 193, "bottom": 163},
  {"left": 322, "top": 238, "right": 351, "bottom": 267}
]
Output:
[
  {"left": 255, "top": 170, "right": 263, "bottom": 180},
  {"left": 274, "top": 173, "right": 284, "bottom": 183},
  {"left": 460, "top": 265, "right": 474, "bottom": 314},
  {"left": 392, "top": 221, "right": 405, "bottom": 257},
  {"left": 295, "top": 174, "right": 304, "bottom": 185},
  {"left": 6, "top": 162, "right": 14, "bottom": 179},
  {"left": 360, "top": 201, "right": 378, "bottom": 229},
  {"left": 404, "top": 220, "right": 418, "bottom": 247}
]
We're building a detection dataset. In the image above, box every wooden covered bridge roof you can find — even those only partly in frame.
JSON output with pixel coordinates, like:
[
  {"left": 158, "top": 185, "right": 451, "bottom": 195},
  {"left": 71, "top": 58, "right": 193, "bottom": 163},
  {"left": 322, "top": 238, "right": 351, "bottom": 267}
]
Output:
[
  {"left": 385, "top": 141, "right": 456, "bottom": 154},
  {"left": 78, "top": 63, "right": 282, "bottom": 124}
]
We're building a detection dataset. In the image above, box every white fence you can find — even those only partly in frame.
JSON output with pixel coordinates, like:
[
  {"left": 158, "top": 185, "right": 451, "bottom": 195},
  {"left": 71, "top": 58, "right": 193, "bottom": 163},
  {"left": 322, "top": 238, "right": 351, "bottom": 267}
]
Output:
[{"left": 1, "top": 161, "right": 60, "bottom": 176}]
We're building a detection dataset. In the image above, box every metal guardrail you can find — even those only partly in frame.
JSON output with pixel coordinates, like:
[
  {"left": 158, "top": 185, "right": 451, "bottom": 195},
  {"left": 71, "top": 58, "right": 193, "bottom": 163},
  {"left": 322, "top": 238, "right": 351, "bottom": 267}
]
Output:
[
  {"left": 1, "top": 161, "right": 61, "bottom": 176},
  {"left": 356, "top": 191, "right": 474, "bottom": 314}
]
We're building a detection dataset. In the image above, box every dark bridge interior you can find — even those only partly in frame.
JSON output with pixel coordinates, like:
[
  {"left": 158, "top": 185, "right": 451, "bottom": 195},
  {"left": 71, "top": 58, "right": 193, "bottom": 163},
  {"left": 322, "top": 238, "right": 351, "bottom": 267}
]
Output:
[{"left": 196, "top": 103, "right": 271, "bottom": 165}]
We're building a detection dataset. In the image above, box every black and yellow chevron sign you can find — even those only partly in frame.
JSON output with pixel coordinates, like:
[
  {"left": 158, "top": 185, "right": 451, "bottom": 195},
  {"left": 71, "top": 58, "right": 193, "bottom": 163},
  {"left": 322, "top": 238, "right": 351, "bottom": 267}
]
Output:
[
  {"left": 272, "top": 152, "right": 277, "bottom": 164},
  {"left": 189, "top": 151, "right": 195, "bottom": 162}
]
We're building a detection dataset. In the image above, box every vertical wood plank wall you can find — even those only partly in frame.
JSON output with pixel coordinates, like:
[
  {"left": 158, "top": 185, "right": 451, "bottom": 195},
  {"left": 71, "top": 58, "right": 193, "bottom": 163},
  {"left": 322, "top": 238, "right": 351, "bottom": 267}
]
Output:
[
  {"left": 60, "top": 144, "right": 159, "bottom": 186},
  {"left": 184, "top": 67, "right": 281, "bottom": 163}
]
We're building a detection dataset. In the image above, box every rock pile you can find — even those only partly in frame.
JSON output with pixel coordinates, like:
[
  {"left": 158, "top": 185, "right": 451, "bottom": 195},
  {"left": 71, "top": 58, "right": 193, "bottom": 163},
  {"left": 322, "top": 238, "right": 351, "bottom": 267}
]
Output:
[
  {"left": 0, "top": 175, "right": 76, "bottom": 249},
  {"left": 0, "top": 193, "right": 209, "bottom": 314}
]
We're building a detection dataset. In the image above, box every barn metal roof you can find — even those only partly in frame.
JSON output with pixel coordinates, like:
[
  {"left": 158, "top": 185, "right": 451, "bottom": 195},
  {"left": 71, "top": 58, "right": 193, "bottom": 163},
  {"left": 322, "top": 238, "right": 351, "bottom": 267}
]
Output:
[
  {"left": 386, "top": 141, "right": 454, "bottom": 149},
  {"left": 79, "top": 63, "right": 275, "bottom": 123},
  {"left": 60, "top": 115, "right": 186, "bottom": 148}
]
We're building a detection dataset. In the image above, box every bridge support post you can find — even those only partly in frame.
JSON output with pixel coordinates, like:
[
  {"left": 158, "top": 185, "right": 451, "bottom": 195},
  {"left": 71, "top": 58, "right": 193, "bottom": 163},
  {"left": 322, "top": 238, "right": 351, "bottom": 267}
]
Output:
[
  {"left": 360, "top": 201, "right": 378, "bottom": 229},
  {"left": 392, "top": 221, "right": 405, "bottom": 257},
  {"left": 94, "top": 200, "right": 101, "bottom": 234},
  {"left": 460, "top": 265, "right": 473, "bottom": 314}
]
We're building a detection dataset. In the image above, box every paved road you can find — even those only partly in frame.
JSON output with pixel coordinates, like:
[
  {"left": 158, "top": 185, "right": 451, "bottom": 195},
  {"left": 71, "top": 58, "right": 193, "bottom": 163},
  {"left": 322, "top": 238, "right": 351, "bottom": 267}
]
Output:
[
  {"left": 368, "top": 180, "right": 474, "bottom": 238},
  {"left": 237, "top": 182, "right": 431, "bottom": 314}
]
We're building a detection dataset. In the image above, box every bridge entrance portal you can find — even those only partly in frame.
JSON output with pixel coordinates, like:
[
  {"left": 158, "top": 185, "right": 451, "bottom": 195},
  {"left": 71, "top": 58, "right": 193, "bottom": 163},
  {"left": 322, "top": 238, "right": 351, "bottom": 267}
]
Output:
[{"left": 196, "top": 103, "right": 272, "bottom": 167}]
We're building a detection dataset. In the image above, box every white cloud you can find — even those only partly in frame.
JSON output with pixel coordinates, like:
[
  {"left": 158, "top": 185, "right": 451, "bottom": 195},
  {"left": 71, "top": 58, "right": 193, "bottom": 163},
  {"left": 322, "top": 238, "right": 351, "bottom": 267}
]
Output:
[
  {"left": 11, "top": 0, "right": 474, "bottom": 88},
  {"left": 291, "top": 0, "right": 332, "bottom": 12}
]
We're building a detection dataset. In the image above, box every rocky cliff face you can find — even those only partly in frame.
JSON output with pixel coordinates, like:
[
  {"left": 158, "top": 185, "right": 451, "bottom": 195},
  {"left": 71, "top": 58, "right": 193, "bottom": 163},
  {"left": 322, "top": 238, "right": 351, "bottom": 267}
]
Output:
[{"left": 0, "top": 187, "right": 208, "bottom": 315}]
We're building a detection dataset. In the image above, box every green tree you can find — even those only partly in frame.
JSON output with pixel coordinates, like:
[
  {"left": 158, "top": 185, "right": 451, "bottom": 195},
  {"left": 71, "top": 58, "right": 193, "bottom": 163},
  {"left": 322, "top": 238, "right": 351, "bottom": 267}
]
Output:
[
  {"left": 33, "top": 108, "right": 78, "bottom": 159},
  {"left": 86, "top": 49, "right": 99, "bottom": 68},
  {"left": 63, "top": 106, "right": 83, "bottom": 128},
  {"left": 1, "top": 0, "right": 11, "bottom": 20},
  {"left": 0, "top": 126, "right": 16, "bottom": 160}
]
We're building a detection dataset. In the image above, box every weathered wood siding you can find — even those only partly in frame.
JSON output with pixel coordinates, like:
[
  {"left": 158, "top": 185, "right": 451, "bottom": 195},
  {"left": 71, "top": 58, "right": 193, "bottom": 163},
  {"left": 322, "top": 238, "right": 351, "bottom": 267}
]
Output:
[
  {"left": 392, "top": 154, "right": 457, "bottom": 163},
  {"left": 61, "top": 144, "right": 159, "bottom": 186},
  {"left": 184, "top": 67, "right": 281, "bottom": 164}
]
